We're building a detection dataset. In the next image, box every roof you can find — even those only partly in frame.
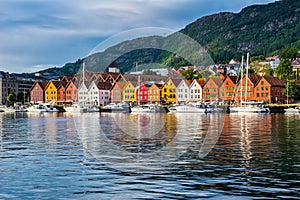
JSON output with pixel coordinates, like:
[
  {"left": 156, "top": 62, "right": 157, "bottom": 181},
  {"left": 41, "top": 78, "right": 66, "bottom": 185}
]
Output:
[
  {"left": 30, "top": 81, "right": 48, "bottom": 91},
  {"left": 112, "top": 81, "right": 128, "bottom": 90},
  {"left": 196, "top": 78, "right": 206, "bottom": 87},
  {"left": 262, "top": 76, "right": 285, "bottom": 87},
  {"left": 171, "top": 78, "right": 184, "bottom": 87},
  {"left": 225, "top": 75, "right": 238, "bottom": 84},
  {"left": 123, "top": 74, "right": 167, "bottom": 83},
  {"left": 210, "top": 77, "right": 223, "bottom": 87},
  {"left": 97, "top": 82, "right": 112, "bottom": 90},
  {"left": 247, "top": 74, "right": 261, "bottom": 85}
]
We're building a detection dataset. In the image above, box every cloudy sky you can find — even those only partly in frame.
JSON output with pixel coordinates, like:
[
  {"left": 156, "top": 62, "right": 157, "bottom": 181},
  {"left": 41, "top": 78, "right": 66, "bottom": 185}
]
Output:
[{"left": 0, "top": 0, "right": 275, "bottom": 73}]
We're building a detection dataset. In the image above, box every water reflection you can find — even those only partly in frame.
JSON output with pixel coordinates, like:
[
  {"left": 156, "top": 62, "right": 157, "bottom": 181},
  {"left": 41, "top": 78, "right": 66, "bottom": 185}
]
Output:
[{"left": 0, "top": 112, "right": 299, "bottom": 199}]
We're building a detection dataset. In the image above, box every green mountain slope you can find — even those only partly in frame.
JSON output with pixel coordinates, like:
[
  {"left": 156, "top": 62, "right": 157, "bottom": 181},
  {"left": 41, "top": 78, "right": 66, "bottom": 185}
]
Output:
[{"left": 33, "top": 0, "right": 300, "bottom": 76}]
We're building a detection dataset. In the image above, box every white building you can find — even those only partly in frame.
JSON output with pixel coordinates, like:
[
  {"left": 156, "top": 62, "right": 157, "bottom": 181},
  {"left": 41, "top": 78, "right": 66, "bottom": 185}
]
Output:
[
  {"left": 177, "top": 80, "right": 191, "bottom": 103},
  {"left": 189, "top": 79, "right": 205, "bottom": 102},
  {"left": 78, "top": 82, "right": 89, "bottom": 105}
]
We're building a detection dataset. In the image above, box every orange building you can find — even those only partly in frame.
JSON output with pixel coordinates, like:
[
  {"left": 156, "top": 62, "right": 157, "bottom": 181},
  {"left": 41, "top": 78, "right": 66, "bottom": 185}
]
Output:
[
  {"left": 254, "top": 76, "right": 285, "bottom": 103},
  {"left": 203, "top": 78, "right": 223, "bottom": 101},
  {"left": 220, "top": 76, "right": 238, "bottom": 102}
]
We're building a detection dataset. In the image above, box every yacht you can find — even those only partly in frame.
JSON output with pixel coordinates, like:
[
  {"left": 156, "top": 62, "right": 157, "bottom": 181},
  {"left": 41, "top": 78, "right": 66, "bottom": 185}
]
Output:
[
  {"left": 168, "top": 104, "right": 208, "bottom": 113},
  {"left": 101, "top": 102, "right": 131, "bottom": 113},
  {"left": 27, "top": 104, "right": 47, "bottom": 112},
  {"left": 64, "top": 104, "right": 87, "bottom": 113},
  {"left": 284, "top": 107, "right": 300, "bottom": 114},
  {"left": 131, "top": 104, "right": 165, "bottom": 113}
]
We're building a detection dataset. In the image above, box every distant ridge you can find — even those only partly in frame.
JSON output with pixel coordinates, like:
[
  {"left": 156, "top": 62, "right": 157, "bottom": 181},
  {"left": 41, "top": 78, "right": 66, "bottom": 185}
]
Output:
[{"left": 28, "top": 0, "right": 299, "bottom": 77}]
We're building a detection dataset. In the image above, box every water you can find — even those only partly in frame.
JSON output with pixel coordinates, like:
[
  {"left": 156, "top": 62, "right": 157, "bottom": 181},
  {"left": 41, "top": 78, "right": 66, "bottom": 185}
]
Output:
[{"left": 0, "top": 112, "right": 299, "bottom": 199}]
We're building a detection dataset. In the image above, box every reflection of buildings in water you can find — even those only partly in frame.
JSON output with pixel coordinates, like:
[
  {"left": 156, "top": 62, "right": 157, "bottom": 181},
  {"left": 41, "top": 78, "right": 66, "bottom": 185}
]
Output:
[{"left": 0, "top": 114, "right": 3, "bottom": 144}]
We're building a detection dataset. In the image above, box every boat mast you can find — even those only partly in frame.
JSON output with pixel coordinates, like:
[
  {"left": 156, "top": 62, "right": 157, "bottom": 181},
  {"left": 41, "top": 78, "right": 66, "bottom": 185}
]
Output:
[
  {"left": 240, "top": 56, "right": 244, "bottom": 103},
  {"left": 245, "top": 52, "right": 250, "bottom": 102}
]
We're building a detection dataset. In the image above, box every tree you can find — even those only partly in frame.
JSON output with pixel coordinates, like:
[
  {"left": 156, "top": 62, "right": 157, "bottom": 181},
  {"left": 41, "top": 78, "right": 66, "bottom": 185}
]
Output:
[
  {"left": 7, "top": 93, "right": 16, "bottom": 106},
  {"left": 180, "top": 69, "right": 202, "bottom": 80},
  {"left": 263, "top": 65, "right": 274, "bottom": 76},
  {"left": 283, "top": 80, "right": 300, "bottom": 100},
  {"left": 275, "top": 59, "right": 294, "bottom": 80},
  {"left": 279, "top": 48, "right": 299, "bottom": 59}
]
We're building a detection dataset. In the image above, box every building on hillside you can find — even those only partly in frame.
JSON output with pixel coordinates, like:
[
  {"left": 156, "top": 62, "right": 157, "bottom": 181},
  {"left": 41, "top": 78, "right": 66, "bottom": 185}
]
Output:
[
  {"left": 203, "top": 77, "right": 223, "bottom": 102},
  {"left": 189, "top": 78, "right": 206, "bottom": 102},
  {"left": 30, "top": 81, "right": 48, "bottom": 103},
  {"left": 254, "top": 76, "right": 285, "bottom": 103}
]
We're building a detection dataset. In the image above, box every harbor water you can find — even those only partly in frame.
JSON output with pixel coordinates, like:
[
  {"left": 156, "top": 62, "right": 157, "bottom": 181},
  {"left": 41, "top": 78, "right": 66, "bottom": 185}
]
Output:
[{"left": 0, "top": 112, "right": 299, "bottom": 199}]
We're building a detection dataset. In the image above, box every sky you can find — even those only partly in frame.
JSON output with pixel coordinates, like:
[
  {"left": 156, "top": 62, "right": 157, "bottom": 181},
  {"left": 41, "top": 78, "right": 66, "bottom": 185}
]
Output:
[{"left": 0, "top": 0, "right": 276, "bottom": 73}]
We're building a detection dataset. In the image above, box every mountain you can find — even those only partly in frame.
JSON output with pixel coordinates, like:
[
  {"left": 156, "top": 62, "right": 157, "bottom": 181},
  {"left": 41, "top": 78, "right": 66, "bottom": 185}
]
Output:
[
  {"left": 181, "top": 0, "right": 300, "bottom": 63},
  {"left": 32, "top": 0, "right": 300, "bottom": 77}
]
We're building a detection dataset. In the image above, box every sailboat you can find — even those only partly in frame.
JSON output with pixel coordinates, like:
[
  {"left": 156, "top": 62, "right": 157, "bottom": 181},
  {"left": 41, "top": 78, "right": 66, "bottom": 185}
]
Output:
[{"left": 229, "top": 53, "right": 270, "bottom": 113}]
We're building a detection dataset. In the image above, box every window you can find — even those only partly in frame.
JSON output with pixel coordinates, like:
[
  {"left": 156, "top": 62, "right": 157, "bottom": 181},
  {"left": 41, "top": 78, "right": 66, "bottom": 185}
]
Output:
[{"left": 257, "top": 93, "right": 260, "bottom": 97}]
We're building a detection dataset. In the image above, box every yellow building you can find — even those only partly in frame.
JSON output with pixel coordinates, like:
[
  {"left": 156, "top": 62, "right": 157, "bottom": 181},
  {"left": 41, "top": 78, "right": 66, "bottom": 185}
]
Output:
[
  {"left": 44, "top": 80, "right": 64, "bottom": 103},
  {"left": 161, "top": 78, "right": 182, "bottom": 104},
  {"left": 122, "top": 81, "right": 136, "bottom": 103}
]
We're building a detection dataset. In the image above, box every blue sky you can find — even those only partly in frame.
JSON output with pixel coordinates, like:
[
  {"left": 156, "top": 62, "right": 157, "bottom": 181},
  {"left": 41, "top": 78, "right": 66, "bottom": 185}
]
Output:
[{"left": 0, "top": 0, "right": 275, "bottom": 73}]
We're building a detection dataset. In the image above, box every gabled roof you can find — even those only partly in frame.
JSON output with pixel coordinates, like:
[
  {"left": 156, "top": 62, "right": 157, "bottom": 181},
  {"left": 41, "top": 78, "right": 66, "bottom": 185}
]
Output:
[
  {"left": 171, "top": 78, "right": 184, "bottom": 87},
  {"left": 261, "top": 76, "right": 285, "bottom": 87},
  {"left": 30, "top": 81, "right": 48, "bottom": 91},
  {"left": 97, "top": 82, "right": 112, "bottom": 90},
  {"left": 224, "top": 75, "right": 238, "bottom": 84},
  {"left": 210, "top": 77, "right": 223, "bottom": 87},
  {"left": 247, "top": 74, "right": 261, "bottom": 85},
  {"left": 112, "top": 81, "right": 128, "bottom": 90},
  {"left": 123, "top": 74, "right": 167, "bottom": 83},
  {"left": 195, "top": 78, "right": 206, "bottom": 87}
]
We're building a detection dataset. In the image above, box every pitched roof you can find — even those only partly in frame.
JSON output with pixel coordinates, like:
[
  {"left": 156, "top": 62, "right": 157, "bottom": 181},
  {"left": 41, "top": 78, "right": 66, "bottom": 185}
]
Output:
[
  {"left": 247, "top": 74, "right": 261, "bottom": 85},
  {"left": 52, "top": 80, "right": 68, "bottom": 89},
  {"left": 113, "top": 81, "right": 128, "bottom": 90},
  {"left": 262, "top": 76, "right": 285, "bottom": 87},
  {"left": 196, "top": 78, "right": 206, "bottom": 87},
  {"left": 226, "top": 75, "right": 238, "bottom": 84},
  {"left": 210, "top": 77, "right": 223, "bottom": 87},
  {"left": 97, "top": 82, "right": 112, "bottom": 90},
  {"left": 123, "top": 74, "right": 168, "bottom": 83},
  {"left": 171, "top": 78, "right": 184, "bottom": 87}
]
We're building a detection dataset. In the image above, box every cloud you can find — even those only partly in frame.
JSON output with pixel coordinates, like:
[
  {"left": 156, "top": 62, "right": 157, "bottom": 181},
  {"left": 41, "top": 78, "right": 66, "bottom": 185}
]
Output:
[{"left": 0, "top": 0, "right": 275, "bottom": 73}]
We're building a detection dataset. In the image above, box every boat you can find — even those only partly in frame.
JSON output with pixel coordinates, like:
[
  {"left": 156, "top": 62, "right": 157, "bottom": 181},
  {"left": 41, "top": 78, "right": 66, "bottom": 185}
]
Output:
[
  {"left": 86, "top": 105, "right": 100, "bottom": 112},
  {"left": 284, "top": 107, "right": 300, "bottom": 114},
  {"left": 168, "top": 104, "right": 208, "bottom": 113},
  {"left": 229, "top": 53, "right": 270, "bottom": 114},
  {"left": 131, "top": 104, "right": 165, "bottom": 113},
  {"left": 64, "top": 104, "right": 87, "bottom": 113},
  {"left": 44, "top": 103, "right": 60, "bottom": 112},
  {"left": 26, "top": 104, "right": 46, "bottom": 112},
  {"left": 101, "top": 102, "right": 131, "bottom": 113}
]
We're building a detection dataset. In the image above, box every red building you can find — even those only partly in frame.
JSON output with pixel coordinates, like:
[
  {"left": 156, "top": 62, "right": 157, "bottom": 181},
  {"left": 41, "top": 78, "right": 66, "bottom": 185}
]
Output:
[
  {"left": 136, "top": 83, "right": 148, "bottom": 104},
  {"left": 65, "top": 81, "right": 78, "bottom": 104},
  {"left": 29, "top": 81, "right": 48, "bottom": 103}
]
